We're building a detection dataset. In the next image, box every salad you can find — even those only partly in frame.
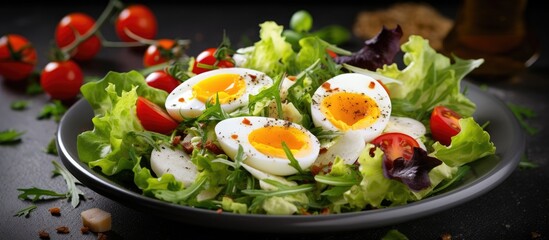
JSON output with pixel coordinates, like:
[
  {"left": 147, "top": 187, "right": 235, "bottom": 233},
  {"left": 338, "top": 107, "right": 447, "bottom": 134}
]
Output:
[{"left": 76, "top": 19, "right": 496, "bottom": 215}]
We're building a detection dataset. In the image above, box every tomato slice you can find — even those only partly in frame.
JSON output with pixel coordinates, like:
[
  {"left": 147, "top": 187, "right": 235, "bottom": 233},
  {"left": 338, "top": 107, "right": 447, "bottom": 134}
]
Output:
[
  {"left": 145, "top": 71, "right": 180, "bottom": 93},
  {"left": 136, "top": 96, "right": 178, "bottom": 134},
  {"left": 430, "top": 106, "right": 462, "bottom": 146},
  {"left": 370, "top": 132, "right": 419, "bottom": 162}
]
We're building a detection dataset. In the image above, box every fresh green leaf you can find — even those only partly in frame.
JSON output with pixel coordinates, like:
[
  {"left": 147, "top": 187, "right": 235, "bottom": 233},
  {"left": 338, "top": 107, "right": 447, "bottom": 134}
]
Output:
[
  {"left": 44, "top": 138, "right": 58, "bottom": 155},
  {"left": 382, "top": 229, "right": 409, "bottom": 240},
  {"left": 290, "top": 10, "right": 313, "bottom": 33},
  {"left": 52, "top": 161, "right": 85, "bottom": 208},
  {"left": 10, "top": 100, "right": 29, "bottom": 110},
  {"left": 519, "top": 155, "right": 538, "bottom": 170},
  {"left": 0, "top": 129, "right": 24, "bottom": 144},
  {"left": 242, "top": 180, "right": 314, "bottom": 197},
  {"left": 508, "top": 103, "right": 538, "bottom": 135},
  {"left": 13, "top": 205, "right": 37, "bottom": 218},
  {"left": 281, "top": 142, "right": 304, "bottom": 174},
  {"left": 17, "top": 187, "right": 66, "bottom": 202},
  {"left": 37, "top": 100, "right": 67, "bottom": 122}
]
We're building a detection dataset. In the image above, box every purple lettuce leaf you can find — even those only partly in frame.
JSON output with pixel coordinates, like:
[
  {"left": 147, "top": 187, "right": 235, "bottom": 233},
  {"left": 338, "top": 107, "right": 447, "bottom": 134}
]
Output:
[
  {"left": 335, "top": 25, "right": 403, "bottom": 71},
  {"left": 383, "top": 147, "right": 442, "bottom": 191}
]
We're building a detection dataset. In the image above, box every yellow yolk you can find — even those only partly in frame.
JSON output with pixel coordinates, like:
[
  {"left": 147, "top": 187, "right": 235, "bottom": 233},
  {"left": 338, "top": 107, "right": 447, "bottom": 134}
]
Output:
[
  {"left": 248, "top": 126, "right": 310, "bottom": 158},
  {"left": 192, "top": 73, "right": 246, "bottom": 104},
  {"left": 320, "top": 92, "right": 380, "bottom": 131}
]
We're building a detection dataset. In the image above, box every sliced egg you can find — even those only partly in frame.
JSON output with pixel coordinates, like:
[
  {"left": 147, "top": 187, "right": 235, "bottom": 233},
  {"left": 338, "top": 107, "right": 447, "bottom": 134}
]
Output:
[
  {"left": 215, "top": 116, "right": 320, "bottom": 176},
  {"left": 313, "top": 130, "right": 365, "bottom": 168},
  {"left": 150, "top": 143, "right": 198, "bottom": 187},
  {"left": 384, "top": 116, "right": 427, "bottom": 150},
  {"left": 311, "top": 73, "right": 391, "bottom": 142},
  {"left": 165, "top": 68, "right": 273, "bottom": 121}
]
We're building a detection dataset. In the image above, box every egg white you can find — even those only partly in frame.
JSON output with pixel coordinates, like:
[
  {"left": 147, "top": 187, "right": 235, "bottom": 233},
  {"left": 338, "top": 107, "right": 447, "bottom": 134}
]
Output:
[
  {"left": 165, "top": 68, "right": 273, "bottom": 121},
  {"left": 215, "top": 116, "right": 320, "bottom": 176},
  {"left": 311, "top": 73, "right": 391, "bottom": 142}
]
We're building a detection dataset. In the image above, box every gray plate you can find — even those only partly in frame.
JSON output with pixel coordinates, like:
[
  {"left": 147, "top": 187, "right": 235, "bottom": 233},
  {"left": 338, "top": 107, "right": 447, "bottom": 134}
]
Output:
[{"left": 57, "top": 80, "right": 524, "bottom": 233}]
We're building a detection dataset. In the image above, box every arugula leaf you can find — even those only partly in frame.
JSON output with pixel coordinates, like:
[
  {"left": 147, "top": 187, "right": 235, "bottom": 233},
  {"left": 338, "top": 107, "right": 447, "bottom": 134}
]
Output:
[
  {"left": 52, "top": 161, "right": 85, "bottom": 208},
  {"left": 281, "top": 142, "right": 304, "bottom": 174},
  {"left": 508, "top": 103, "right": 538, "bottom": 135},
  {"left": 242, "top": 180, "right": 314, "bottom": 197},
  {"left": 17, "top": 187, "right": 66, "bottom": 202},
  {"left": 10, "top": 100, "right": 29, "bottom": 110},
  {"left": 37, "top": 100, "right": 67, "bottom": 122},
  {"left": 44, "top": 138, "right": 58, "bottom": 155},
  {"left": 0, "top": 129, "right": 24, "bottom": 144},
  {"left": 13, "top": 205, "right": 37, "bottom": 218},
  {"left": 519, "top": 155, "right": 538, "bottom": 170}
]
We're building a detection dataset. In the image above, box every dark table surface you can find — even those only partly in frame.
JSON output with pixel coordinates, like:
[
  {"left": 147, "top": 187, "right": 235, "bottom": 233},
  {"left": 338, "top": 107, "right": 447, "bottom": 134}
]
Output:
[{"left": 1, "top": 1, "right": 548, "bottom": 239}]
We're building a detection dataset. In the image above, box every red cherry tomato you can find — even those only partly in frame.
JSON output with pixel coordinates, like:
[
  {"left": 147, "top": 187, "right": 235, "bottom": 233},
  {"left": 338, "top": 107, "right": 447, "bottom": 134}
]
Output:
[
  {"left": 430, "top": 106, "right": 462, "bottom": 146},
  {"left": 115, "top": 4, "right": 157, "bottom": 42},
  {"left": 0, "top": 34, "right": 37, "bottom": 81},
  {"left": 371, "top": 132, "right": 419, "bottom": 162},
  {"left": 55, "top": 13, "right": 101, "bottom": 61},
  {"left": 40, "top": 60, "right": 83, "bottom": 101},
  {"left": 143, "top": 39, "right": 176, "bottom": 67},
  {"left": 136, "top": 96, "right": 178, "bottom": 134},
  {"left": 145, "top": 70, "right": 180, "bottom": 93},
  {"left": 191, "top": 48, "right": 234, "bottom": 75}
]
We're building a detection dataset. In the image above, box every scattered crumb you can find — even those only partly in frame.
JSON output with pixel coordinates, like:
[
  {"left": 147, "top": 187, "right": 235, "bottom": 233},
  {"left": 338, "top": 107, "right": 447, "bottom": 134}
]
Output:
[
  {"left": 48, "top": 207, "right": 61, "bottom": 216},
  {"left": 38, "top": 230, "right": 50, "bottom": 239},
  {"left": 98, "top": 232, "right": 108, "bottom": 240},
  {"left": 81, "top": 226, "right": 90, "bottom": 234},
  {"left": 440, "top": 232, "right": 452, "bottom": 240},
  {"left": 353, "top": 2, "right": 453, "bottom": 50},
  {"left": 56, "top": 226, "right": 70, "bottom": 234},
  {"left": 81, "top": 207, "right": 112, "bottom": 232}
]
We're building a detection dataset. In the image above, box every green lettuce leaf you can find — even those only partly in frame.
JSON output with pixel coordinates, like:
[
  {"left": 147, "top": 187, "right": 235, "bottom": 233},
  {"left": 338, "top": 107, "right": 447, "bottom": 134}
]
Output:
[{"left": 431, "top": 117, "right": 496, "bottom": 167}]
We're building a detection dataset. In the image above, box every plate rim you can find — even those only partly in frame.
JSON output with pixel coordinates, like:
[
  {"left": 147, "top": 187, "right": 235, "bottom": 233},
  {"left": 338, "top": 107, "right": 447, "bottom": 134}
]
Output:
[{"left": 56, "top": 80, "right": 525, "bottom": 233}]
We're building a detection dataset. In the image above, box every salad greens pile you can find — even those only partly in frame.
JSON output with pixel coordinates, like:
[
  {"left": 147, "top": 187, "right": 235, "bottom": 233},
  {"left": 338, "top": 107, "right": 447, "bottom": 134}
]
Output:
[{"left": 76, "top": 16, "right": 496, "bottom": 215}]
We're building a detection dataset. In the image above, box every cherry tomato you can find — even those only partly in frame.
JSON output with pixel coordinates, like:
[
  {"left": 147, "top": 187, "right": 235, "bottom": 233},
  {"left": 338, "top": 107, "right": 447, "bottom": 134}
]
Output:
[
  {"left": 0, "top": 34, "right": 37, "bottom": 81},
  {"left": 40, "top": 60, "right": 83, "bottom": 101},
  {"left": 430, "top": 106, "right": 462, "bottom": 146},
  {"left": 145, "top": 70, "right": 180, "bottom": 93},
  {"left": 115, "top": 4, "right": 157, "bottom": 42},
  {"left": 143, "top": 39, "right": 176, "bottom": 67},
  {"left": 136, "top": 96, "right": 178, "bottom": 134},
  {"left": 191, "top": 48, "right": 234, "bottom": 75},
  {"left": 371, "top": 132, "right": 419, "bottom": 162},
  {"left": 55, "top": 13, "right": 101, "bottom": 61}
]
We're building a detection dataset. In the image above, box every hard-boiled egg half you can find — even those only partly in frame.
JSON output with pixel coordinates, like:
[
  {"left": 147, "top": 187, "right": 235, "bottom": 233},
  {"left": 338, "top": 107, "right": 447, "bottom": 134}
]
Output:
[
  {"left": 165, "top": 68, "right": 273, "bottom": 121},
  {"left": 215, "top": 116, "right": 320, "bottom": 176},
  {"left": 311, "top": 73, "right": 391, "bottom": 142}
]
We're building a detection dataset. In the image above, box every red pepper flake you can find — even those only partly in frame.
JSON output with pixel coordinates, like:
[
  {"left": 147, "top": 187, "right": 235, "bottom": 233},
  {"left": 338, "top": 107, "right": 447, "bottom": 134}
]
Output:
[
  {"left": 321, "top": 208, "right": 331, "bottom": 215},
  {"left": 205, "top": 141, "right": 224, "bottom": 155},
  {"left": 287, "top": 75, "right": 297, "bottom": 81},
  {"left": 80, "top": 226, "right": 90, "bottom": 234},
  {"left": 181, "top": 141, "right": 194, "bottom": 154},
  {"left": 231, "top": 134, "right": 238, "bottom": 139},
  {"left": 48, "top": 207, "right": 61, "bottom": 216},
  {"left": 216, "top": 208, "right": 223, "bottom": 214},
  {"left": 321, "top": 82, "right": 331, "bottom": 90},
  {"left": 171, "top": 135, "right": 182, "bottom": 146},
  {"left": 368, "top": 81, "right": 376, "bottom": 89},
  {"left": 248, "top": 74, "right": 257, "bottom": 81},
  {"left": 56, "top": 226, "right": 70, "bottom": 234},
  {"left": 178, "top": 97, "right": 185, "bottom": 102},
  {"left": 38, "top": 230, "right": 50, "bottom": 239},
  {"left": 242, "top": 118, "right": 252, "bottom": 126},
  {"left": 319, "top": 148, "right": 328, "bottom": 154}
]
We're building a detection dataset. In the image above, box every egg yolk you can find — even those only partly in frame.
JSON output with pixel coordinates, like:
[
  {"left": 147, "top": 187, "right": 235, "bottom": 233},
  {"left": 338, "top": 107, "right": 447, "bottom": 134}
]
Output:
[
  {"left": 248, "top": 126, "right": 310, "bottom": 159},
  {"left": 320, "top": 92, "right": 380, "bottom": 131},
  {"left": 192, "top": 73, "right": 246, "bottom": 104}
]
